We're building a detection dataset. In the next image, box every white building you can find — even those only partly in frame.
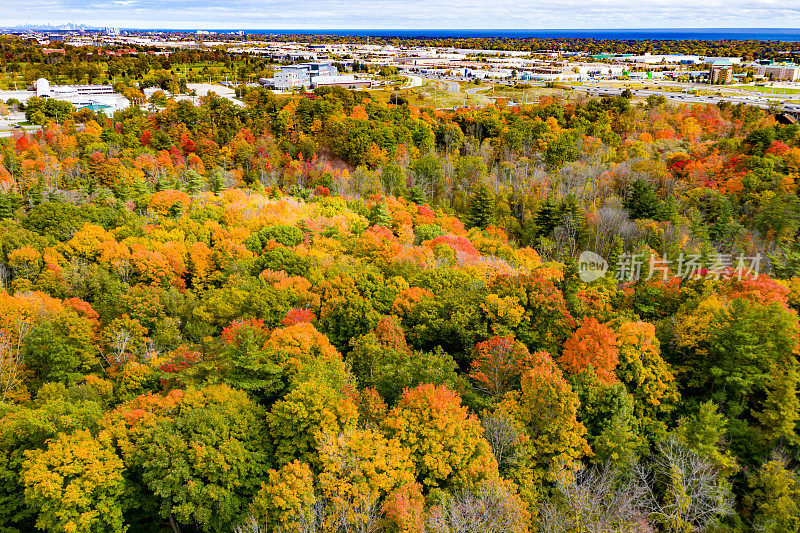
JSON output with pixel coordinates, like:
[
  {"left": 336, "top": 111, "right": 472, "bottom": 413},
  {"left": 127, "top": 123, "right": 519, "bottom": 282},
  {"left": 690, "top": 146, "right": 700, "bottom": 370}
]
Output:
[
  {"left": 310, "top": 75, "right": 372, "bottom": 89},
  {"left": 274, "top": 68, "right": 310, "bottom": 90},
  {"left": 757, "top": 64, "right": 800, "bottom": 82},
  {"left": 273, "top": 63, "right": 339, "bottom": 89},
  {"left": 32, "top": 78, "right": 130, "bottom": 113}
]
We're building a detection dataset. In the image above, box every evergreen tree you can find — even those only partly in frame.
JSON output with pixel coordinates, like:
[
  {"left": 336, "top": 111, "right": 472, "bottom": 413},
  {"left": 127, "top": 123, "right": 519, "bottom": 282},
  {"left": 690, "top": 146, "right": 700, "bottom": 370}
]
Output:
[
  {"left": 30, "top": 182, "right": 43, "bottom": 207},
  {"left": 407, "top": 183, "right": 426, "bottom": 205},
  {"left": 0, "top": 194, "right": 11, "bottom": 220},
  {"left": 624, "top": 178, "right": 659, "bottom": 220},
  {"left": 607, "top": 235, "right": 625, "bottom": 277},
  {"left": 657, "top": 195, "right": 680, "bottom": 224},
  {"left": 369, "top": 198, "right": 391, "bottom": 228},
  {"left": 211, "top": 167, "right": 225, "bottom": 195},
  {"left": 131, "top": 175, "right": 149, "bottom": 199},
  {"left": 185, "top": 170, "right": 203, "bottom": 195},
  {"left": 533, "top": 197, "right": 562, "bottom": 237},
  {"left": 467, "top": 182, "right": 494, "bottom": 229}
]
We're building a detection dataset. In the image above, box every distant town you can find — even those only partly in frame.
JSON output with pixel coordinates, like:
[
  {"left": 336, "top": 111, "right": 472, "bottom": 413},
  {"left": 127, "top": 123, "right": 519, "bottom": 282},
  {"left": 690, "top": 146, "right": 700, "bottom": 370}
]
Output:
[{"left": 1, "top": 27, "right": 800, "bottom": 136}]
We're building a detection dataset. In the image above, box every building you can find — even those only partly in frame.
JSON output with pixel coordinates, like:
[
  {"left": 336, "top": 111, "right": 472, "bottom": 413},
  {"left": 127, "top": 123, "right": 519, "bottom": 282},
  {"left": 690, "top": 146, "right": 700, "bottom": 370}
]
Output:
[
  {"left": 273, "top": 63, "right": 339, "bottom": 89},
  {"left": 704, "top": 56, "right": 741, "bottom": 65},
  {"left": 32, "top": 78, "right": 129, "bottom": 113},
  {"left": 310, "top": 75, "right": 371, "bottom": 89},
  {"left": 757, "top": 63, "right": 800, "bottom": 82},
  {"left": 273, "top": 68, "right": 310, "bottom": 90},
  {"left": 710, "top": 60, "right": 733, "bottom": 84}
]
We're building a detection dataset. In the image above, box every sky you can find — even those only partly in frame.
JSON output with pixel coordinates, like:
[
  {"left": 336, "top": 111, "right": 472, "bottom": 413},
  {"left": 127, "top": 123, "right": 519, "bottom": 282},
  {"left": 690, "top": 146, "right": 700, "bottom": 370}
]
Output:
[{"left": 2, "top": 0, "right": 800, "bottom": 30}]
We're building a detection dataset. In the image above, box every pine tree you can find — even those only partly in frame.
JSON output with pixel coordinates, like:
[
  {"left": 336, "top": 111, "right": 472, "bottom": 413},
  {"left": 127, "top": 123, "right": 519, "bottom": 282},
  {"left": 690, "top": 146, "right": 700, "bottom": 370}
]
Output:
[
  {"left": 211, "top": 167, "right": 225, "bottom": 195},
  {"left": 0, "top": 194, "right": 11, "bottom": 220},
  {"left": 131, "top": 175, "right": 149, "bottom": 198},
  {"left": 467, "top": 182, "right": 494, "bottom": 229},
  {"left": 624, "top": 178, "right": 659, "bottom": 220},
  {"left": 30, "top": 183, "right": 43, "bottom": 206},
  {"left": 369, "top": 198, "right": 391, "bottom": 228},
  {"left": 607, "top": 235, "right": 625, "bottom": 277},
  {"left": 407, "top": 184, "right": 426, "bottom": 205},
  {"left": 185, "top": 170, "right": 203, "bottom": 195}
]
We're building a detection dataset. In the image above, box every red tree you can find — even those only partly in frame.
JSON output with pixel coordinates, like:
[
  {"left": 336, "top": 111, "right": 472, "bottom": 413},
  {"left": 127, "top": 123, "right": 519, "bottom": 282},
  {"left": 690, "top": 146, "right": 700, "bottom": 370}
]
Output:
[{"left": 559, "top": 316, "right": 619, "bottom": 383}]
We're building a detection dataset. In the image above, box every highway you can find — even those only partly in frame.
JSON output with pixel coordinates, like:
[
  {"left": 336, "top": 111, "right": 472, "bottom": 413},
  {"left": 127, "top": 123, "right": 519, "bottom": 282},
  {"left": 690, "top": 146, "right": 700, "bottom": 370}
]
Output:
[
  {"left": 410, "top": 69, "right": 800, "bottom": 114},
  {"left": 566, "top": 84, "right": 799, "bottom": 111}
]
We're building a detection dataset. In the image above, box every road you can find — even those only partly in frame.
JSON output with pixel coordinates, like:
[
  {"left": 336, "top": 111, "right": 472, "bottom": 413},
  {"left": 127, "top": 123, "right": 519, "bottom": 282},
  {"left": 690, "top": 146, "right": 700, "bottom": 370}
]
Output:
[
  {"left": 566, "top": 85, "right": 799, "bottom": 112},
  {"left": 442, "top": 80, "right": 460, "bottom": 93},
  {"left": 403, "top": 74, "right": 423, "bottom": 88},
  {"left": 412, "top": 69, "right": 800, "bottom": 113}
]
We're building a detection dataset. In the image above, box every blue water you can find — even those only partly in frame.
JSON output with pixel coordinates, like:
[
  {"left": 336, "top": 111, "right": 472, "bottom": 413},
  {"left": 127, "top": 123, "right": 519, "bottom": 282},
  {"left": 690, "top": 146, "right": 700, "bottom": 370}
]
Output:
[{"left": 174, "top": 28, "right": 800, "bottom": 41}]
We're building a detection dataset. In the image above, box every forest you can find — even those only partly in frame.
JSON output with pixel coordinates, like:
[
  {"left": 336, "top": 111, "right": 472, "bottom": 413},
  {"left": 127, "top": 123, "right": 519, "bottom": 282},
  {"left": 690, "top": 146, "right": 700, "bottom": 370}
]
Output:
[{"left": 0, "top": 83, "right": 800, "bottom": 533}]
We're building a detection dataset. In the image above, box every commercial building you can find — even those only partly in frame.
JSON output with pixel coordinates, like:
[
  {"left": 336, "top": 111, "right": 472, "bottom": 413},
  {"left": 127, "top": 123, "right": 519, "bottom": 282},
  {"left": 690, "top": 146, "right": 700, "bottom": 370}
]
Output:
[
  {"left": 33, "top": 78, "right": 130, "bottom": 113},
  {"left": 310, "top": 75, "right": 371, "bottom": 89},
  {"left": 273, "top": 63, "right": 339, "bottom": 89},
  {"left": 756, "top": 63, "right": 800, "bottom": 82}
]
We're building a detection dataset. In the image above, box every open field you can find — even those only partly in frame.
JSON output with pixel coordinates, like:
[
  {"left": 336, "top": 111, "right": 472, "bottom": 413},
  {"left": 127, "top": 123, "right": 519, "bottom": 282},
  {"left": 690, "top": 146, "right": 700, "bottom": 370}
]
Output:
[
  {"left": 476, "top": 84, "right": 577, "bottom": 102},
  {"left": 371, "top": 79, "right": 488, "bottom": 108}
]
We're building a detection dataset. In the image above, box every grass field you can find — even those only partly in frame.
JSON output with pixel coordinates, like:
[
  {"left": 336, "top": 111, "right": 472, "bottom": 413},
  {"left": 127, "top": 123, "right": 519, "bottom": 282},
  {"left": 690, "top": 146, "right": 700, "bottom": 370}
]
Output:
[
  {"left": 371, "top": 80, "right": 487, "bottom": 108},
  {"left": 477, "top": 84, "right": 576, "bottom": 102},
  {"left": 735, "top": 84, "right": 800, "bottom": 95}
]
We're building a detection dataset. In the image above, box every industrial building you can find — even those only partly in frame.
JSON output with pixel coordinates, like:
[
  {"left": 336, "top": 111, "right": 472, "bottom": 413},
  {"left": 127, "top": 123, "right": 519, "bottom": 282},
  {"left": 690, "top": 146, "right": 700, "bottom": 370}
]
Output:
[{"left": 310, "top": 75, "right": 371, "bottom": 89}]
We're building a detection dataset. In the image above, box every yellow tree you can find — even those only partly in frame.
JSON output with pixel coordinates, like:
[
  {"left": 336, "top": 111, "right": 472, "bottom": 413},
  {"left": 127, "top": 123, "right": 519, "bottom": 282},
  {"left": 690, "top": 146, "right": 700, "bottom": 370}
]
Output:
[
  {"left": 22, "top": 429, "right": 126, "bottom": 533},
  {"left": 384, "top": 384, "right": 498, "bottom": 493},
  {"left": 615, "top": 320, "right": 679, "bottom": 418},
  {"left": 499, "top": 351, "right": 590, "bottom": 504}
]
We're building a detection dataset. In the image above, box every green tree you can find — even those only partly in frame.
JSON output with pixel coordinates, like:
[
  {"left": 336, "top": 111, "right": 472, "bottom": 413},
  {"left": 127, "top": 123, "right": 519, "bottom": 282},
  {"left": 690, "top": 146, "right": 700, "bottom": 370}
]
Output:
[
  {"left": 674, "top": 401, "right": 737, "bottom": 475},
  {"left": 623, "top": 178, "right": 659, "bottom": 220},
  {"left": 744, "top": 454, "right": 800, "bottom": 533},
  {"left": 185, "top": 169, "right": 203, "bottom": 195},
  {"left": 753, "top": 366, "right": 800, "bottom": 448},
  {"left": 467, "top": 181, "right": 495, "bottom": 229},
  {"left": 22, "top": 430, "right": 126, "bottom": 533},
  {"left": 138, "top": 384, "right": 268, "bottom": 532},
  {"left": 369, "top": 197, "right": 392, "bottom": 228},
  {"left": 23, "top": 310, "right": 97, "bottom": 384},
  {"left": 706, "top": 299, "right": 798, "bottom": 417},
  {"left": 211, "top": 167, "right": 225, "bottom": 195}
]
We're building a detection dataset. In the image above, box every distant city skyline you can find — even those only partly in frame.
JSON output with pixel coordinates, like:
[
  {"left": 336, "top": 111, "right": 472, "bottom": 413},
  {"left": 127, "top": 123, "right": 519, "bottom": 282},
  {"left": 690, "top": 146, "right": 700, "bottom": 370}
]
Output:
[{"left": 3, "top": 0, "right": 800, "bottom": 31}]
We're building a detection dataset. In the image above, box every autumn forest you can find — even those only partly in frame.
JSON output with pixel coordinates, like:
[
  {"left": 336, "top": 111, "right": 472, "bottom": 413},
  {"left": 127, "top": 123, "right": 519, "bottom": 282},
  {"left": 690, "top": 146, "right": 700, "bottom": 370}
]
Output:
[{"left": 1, "top": 80, "right": 800, "bottom": 533}]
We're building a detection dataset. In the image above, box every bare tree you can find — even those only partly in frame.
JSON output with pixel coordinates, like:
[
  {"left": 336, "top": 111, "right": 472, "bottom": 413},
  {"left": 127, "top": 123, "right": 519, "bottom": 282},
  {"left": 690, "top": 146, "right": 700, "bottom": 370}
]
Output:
[
  {"left": 539, "top": 463, "right": 650, "bottom": 533},
  {"left": 0, "top": 318, "right": 32, "bottom": 401},
  {"left": 481, "top": 410, "right": 525, "bottom": 474},
  {"left": 427, "top": 481, "right": 526, "bottom": 533},
  {"left": 638, "top": 439, "right": 733, "bottom": 533}
]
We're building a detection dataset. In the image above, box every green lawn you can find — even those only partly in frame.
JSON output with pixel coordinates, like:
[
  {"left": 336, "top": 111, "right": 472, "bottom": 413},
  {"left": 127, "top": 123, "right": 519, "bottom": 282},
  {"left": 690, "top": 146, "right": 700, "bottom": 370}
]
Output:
[
  {"left": 736, "top": 84, "right": 800, "bottom": 95},
  {"left": 372, "top": 80, "right": 486, "bottom": 108}
]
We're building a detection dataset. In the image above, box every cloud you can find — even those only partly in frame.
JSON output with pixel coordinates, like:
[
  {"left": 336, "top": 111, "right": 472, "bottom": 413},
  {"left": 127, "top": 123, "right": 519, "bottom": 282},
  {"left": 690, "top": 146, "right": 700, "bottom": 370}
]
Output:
[{"left": 2, "top": 0, "right": 800, "bottom": 29}]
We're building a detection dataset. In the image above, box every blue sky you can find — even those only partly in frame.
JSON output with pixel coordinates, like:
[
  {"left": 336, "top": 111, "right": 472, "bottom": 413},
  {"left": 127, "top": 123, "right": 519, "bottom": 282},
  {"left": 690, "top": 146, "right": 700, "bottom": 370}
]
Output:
[{"left": 3, "top": 0, "right": 800, "bottom": 29}]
